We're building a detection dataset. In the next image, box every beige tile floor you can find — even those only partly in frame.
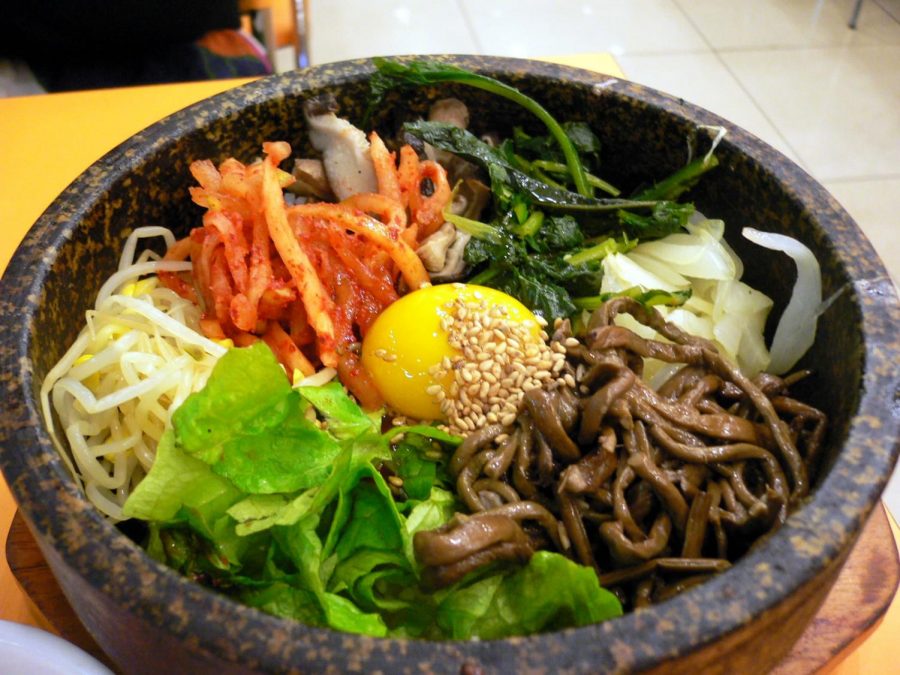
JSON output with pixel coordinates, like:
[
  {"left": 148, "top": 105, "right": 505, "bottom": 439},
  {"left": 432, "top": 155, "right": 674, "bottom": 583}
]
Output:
[{"left": 305, "top": 0, "right": 900, "bottom": 514}]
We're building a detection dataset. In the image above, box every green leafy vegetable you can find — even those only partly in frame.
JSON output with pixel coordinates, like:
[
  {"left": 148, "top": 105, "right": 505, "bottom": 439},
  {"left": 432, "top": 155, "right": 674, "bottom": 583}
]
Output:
[
  {"left": 295, "top": 381, "right": 379, "bottom": 439},
  {"left": 634, "top": 155, "right": 719, "bottom": 201},
  {"left": 573, "top": 286, "right": 692, "bottom": 311},
  {"left": 210, "top": 398, "right": 340, "bottom": 494},
  {"left": 123, "top": 430, "right": 241, "bottom": 523},
  {"left": 463, "top": 230, "right": 598, "bottom": 318},
  {"left": 617, "top": 200, "right": 696, "bottom": 239},
  {"left": 460, "top": 217, "right": 631, "bottom": 319},
  {"left": 368, "top": 58, "right": 593, "bottom": 197},
  {"left": 124, "top": 343, "right": 621, "bottom": 638},
  {"left": 172, "top": 342, "right": 293, "bottom": 464},
  {"left": 435, "top": 551, "right": 622, "bottom": 639},
  {"left": 404, "top": 120, "right": 654, "bottom": 214},
  {"left": 538, "top": 215, "right": 584, "bottom": 251},
  {"left": 511, "top": 124, "right": 621, "bottom": 196},
  {"left": 366, "top": 58, "right": 721, "bottom": 322},
  {"left": 405, "top": 118, "right": 704, "bottom": 319},
  {"left": 564, "top": 234, "right": 636, "bottom": 266}
]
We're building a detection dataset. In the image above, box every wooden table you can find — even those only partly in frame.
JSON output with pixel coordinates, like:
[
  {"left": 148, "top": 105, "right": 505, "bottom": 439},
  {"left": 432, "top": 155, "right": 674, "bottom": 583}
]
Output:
[{"left": 1, "top": 56, "right": 898, "bottom": 673}]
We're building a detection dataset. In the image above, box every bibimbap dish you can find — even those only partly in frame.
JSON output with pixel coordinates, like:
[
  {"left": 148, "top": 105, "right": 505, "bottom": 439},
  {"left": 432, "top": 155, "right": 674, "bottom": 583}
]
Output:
[{"left": 1, "top": 56, "right": 898, "bottom": 674}]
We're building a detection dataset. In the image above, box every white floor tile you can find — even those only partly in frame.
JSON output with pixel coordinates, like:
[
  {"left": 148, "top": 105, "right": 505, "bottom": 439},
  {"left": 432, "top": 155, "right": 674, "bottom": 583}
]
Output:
[
  {"left": 823, "top": 177, "right": 900, "bottom": 283},
  {"left": 306, "top": 0, "right": 478, "bottom": 65},
  {"left": 876, "top": 0, "right": 900, "bottom": 23},
  {"left": 721, "top": 45, "right": 900, "bottom": 181},
  {"left": 884, "top": 464, "right": 900, "bottom": 523},
  {"left": 459, "top": 0, "right": 708, "bottom": 57},
  {"left": 674, "top": 0, "right": 900, "bottom": 50},
  {"left": 616, "top": 52, "right": 801, "bottom": 162}
]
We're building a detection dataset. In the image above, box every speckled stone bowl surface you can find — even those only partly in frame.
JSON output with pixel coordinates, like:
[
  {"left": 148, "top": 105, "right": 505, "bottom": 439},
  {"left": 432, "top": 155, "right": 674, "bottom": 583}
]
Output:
[{"left": 1, "top": 56, "right": 898, "bottom": 674}]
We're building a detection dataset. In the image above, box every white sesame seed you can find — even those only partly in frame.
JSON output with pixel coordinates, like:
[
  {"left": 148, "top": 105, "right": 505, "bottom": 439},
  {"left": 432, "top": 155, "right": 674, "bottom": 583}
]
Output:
[
  {"left": 479, "top": 359, "right": 496, "bottom": 372},
  {"left": 431, "top": 295, "right": 580, "bottom": 436}
]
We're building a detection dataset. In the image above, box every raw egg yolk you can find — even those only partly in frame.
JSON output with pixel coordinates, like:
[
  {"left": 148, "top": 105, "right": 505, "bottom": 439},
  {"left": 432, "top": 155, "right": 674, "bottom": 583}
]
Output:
[{"left": 361, "top": 284, "right": 540, "bottom": 420}]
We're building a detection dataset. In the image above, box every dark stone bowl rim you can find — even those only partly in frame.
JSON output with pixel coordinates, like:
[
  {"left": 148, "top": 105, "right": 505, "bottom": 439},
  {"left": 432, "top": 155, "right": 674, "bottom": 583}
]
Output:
[{"left": 1, "top": 55, "right": 899, "bottom": 672}]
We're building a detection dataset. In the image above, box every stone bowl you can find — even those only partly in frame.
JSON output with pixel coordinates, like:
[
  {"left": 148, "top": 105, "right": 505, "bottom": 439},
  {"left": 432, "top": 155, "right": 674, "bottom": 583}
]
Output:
[{"left": 1, "top": 55, "right": 898, "bottom": 674}]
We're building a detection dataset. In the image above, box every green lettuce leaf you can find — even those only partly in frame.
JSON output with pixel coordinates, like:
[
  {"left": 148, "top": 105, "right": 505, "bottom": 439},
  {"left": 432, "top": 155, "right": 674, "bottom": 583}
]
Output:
[
  {"left": 122, "top": 429, "right": 241, "bottom": 522},
  {"left": 211, "top": 393, "right": 340, "bottom": 494},
  {"left": 296, "top": 380, "right": 380, "bottom": 439},
  {"left": 124, "top": 342, "right": 621, "bottom": 640},
  {"left": 334, "top": 479, "right": 405, "bottom": 560},
  {"left": 436, "top": 551, "right": 623, "bottom": 639},
  {"left": 173, "top": 342, "right": 293, "bottom": 463},
  {"left": 320, "top": 592, "right": 389, "bottom": 636},
  {"left": 239, "top": 582, "right": 327, "bottom": 627}
]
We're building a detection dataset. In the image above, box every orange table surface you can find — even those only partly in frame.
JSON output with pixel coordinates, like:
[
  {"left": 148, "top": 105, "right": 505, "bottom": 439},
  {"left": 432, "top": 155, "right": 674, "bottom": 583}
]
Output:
[{"left": 1, "top": 58, "right": 897, "bottom": 673}]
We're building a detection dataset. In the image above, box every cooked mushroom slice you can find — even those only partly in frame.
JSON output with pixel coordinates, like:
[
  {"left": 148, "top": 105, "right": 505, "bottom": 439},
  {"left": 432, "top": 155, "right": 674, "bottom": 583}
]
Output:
[
  {"left": 303, "top": 94, "right": 377, "bottom": 200},
  {"left": 423, "top": 98, "right": 480, "bottom": 183},
  {"left": 449, "top": 178, "right": 491, "bottom": 219},
  {"left": 286, "top": 158, "right": 335, "bottom": 200},
  {"left": 428, "top": 98, "right": 470, "bottom": 129},
  {"left": 417, "top": 224, "right": 471, "bottom": 282},
  {"left": 417, "top": 222, "right": 456, "bottom": 273},
  {"left": 414, "top": 177, "right": 489, "bottom": 280},
  {"left": 413, "top": 511, "right": 534, "bottom": 588}
]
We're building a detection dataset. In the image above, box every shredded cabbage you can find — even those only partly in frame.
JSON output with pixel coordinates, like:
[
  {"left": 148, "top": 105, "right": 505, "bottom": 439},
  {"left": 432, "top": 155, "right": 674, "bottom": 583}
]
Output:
[
  {"left": 601, "top": 218, "right": 774, "bottom": 378},
  {"left": 741, "top": 228, "right": 822, "bottom": 374}
]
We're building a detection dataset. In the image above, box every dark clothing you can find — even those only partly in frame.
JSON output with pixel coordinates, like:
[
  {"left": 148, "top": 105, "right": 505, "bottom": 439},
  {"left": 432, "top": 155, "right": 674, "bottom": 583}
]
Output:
[{"left": 1, "top": 1, "right": 268, "bottom": 92}]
